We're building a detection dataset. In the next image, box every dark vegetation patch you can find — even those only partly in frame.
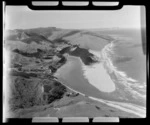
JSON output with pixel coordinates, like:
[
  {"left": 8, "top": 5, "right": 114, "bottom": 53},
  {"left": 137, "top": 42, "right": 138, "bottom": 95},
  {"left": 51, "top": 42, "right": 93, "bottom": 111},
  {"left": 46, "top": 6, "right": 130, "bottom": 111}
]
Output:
[
  {"left": 95, "top": 106, "right": 101, "bottom": 110},
  {"left": 42, "top": 57, "right": 53, "bottom": 59},
  {"left": 59, "top": 46, "right": 71, "bottom": 54},
  {"left": 9, "top": 77, "right": 43, "bottom": 110},
  {"left": 13, "top": 63, "right": 22, "bottom": 69},
  {"left": 66, "top": 92, "right": 79, "bottom": 97},
  {"left": 44, "top": 85, "right": 52, "bottom": 93},
  {"left": 10, "top": 70, "right": 38, "bottom": 79},
  {"left": 109, "top": 109, "right": 115, "bottom": 112},
  {"left": 48, "top": 55, "right": 67, "bottom": 74},
  {"left": 13, "top": 48, "right": 56, "bottom": 59},
  {"left": 43, "top": 81, "right": 67, "bottom": 104},
  {"left": 69, "top": 46, "right": 98, "bottom": 65},
  {"left": 30, "top": 69, "right": 44, "bottom": 72},
  {"left": 9, "top": 77, "right": 67, "bottom": 111},
  {"left": 104, "top": 115, "right": 110, "bottom": 117},
  {"left": 62, "top": 30, "right": 80, "bottom": 38},
  {"left": 57, "top": 56, "right": 67, "bottom": 64},
  {"left": 22, "top": 32, "right": 52, "bottom": 44},
  {"left": 13, "top": 49, "right": 41, "bottom": 58},
  {"left": 49, "top": 66, "right": 57, "bottom": 73},
  {"left": 53, "top": 38, "right": 68, "bottom": 44},
  {"left": 35, "top": 60, "right": 40, "bottom": 63}
]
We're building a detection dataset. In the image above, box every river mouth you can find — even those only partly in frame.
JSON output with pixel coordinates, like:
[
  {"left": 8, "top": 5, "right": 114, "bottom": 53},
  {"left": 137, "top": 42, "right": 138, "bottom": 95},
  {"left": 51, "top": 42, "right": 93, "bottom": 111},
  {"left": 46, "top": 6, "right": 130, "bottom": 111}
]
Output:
[
  {"left": 112, "top": 43, "right": 146, "bottom": 84},
  {"left": 55, "top": 55, "right": 116, "bottom": 98},
  {"left": 55, "top": 54, "right": 116, "bottom": 93},
  {"left": 54, "top": 41, "right": 146, "bottom": 107},
  {"left": 54, "top": 54, "right": 123, "bottom": 104}
]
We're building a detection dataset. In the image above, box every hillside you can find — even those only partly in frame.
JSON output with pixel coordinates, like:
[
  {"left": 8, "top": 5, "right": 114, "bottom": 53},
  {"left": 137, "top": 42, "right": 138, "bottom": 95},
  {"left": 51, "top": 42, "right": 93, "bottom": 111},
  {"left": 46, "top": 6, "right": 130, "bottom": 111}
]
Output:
[{"left": 4, "top": 27, "right": 145, "bottom": 118}]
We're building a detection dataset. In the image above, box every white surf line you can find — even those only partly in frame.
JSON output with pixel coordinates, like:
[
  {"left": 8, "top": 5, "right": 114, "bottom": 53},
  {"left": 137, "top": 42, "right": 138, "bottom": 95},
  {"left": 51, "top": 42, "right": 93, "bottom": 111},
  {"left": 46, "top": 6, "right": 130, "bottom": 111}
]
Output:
[
  {"left": 54, "top": 41, "right": 145, "bottom": 117},
  {"left": 95, "top": 97, "right": 146, "bottom": 113},
  {"left": 87, "top": 41, "right": 145, "bottom": 116},
  {"left": 109, "top": 102, "right": 146, "bottom": 113},
  {"left": 54, "top": 67, "right": 145, "bottom": 110},
  {"left": 89, "top": 96, "right": 146, "bottom": 118},
  {"left": 98, "top": 41, "right": 146, "bottom": 98},
  {"left": 108, "top": 100, "right": 146, "bottom": 110},
  {"left": 57, "top": 79, "right": 145, "bottom": 118},
  {"left": 92, "top": 42, "right": 146, "bottom": 98},
  {"left": 89, "top": 41, "right": 146, "bottom": 116}
]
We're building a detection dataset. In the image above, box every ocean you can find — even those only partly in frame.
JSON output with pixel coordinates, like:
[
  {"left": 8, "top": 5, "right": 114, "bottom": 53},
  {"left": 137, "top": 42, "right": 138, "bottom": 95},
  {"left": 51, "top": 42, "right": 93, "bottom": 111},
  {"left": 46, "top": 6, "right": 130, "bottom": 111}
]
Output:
[
  {"left": 94, "top": 28, "right": 146, "bottom": 84},
  {"left": 54, "top": 28, "right": 146, "bottom": 107}
]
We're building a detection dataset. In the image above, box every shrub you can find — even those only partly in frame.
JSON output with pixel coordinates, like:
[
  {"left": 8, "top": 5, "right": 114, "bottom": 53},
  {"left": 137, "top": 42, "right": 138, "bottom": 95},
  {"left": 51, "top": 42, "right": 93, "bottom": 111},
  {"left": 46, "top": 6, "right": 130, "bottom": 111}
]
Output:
[
  {"left": 44, "top": 85, "right": 52, "bottom": 93},
  {"left": 43, "top": 81, "right": 67, "bottom": 104},
  {"left": 9, "top": 77, "right": 42, "bottom": 110}
]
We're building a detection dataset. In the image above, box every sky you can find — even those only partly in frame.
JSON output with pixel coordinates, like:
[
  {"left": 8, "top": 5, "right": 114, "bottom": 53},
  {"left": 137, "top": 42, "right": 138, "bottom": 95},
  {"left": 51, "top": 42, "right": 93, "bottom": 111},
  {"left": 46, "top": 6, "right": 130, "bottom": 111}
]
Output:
[{"left": 5, "top": 5, "right": 141, "bottom": 30}]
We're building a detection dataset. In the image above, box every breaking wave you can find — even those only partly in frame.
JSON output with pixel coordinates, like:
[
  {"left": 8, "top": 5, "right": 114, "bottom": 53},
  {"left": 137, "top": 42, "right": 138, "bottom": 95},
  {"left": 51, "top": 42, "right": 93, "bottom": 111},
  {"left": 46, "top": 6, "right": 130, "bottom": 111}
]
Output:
[{"left": 88, "top": 40, "right": 146, "bottom": 99}]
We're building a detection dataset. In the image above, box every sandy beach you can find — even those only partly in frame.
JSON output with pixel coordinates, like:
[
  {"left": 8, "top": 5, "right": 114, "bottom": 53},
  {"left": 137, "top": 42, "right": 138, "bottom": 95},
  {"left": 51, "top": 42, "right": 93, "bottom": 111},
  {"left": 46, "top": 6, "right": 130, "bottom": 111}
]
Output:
[
  {"left": 81, "top": 61, "right": 116, "bottom": 93},
  {"left": 54, "top": 54, "right": 146, "bottom": 118}
]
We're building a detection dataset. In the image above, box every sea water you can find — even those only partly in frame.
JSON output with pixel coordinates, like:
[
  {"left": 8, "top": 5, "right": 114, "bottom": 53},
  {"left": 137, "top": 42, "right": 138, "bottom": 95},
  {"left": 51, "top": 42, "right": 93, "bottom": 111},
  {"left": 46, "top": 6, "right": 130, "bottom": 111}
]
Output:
[
  {"left": 55, "top": 28, "right": 146, "bottom": 105},
  {"left": 97, "top": 28, "right": 146, "bottom": 84}
]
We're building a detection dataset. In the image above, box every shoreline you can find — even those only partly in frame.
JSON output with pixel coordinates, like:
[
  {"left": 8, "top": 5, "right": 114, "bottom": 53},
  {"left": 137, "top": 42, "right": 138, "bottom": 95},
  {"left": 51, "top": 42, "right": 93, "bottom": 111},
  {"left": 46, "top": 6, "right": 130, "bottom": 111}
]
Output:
[
  {"left": 80, "top": 59, "right": 116, "bottom": 93},
  {"left": 54, "top": 57, "right": 146, "bottom": 117},
  {"left": 53, "top": 43, "right": 146, "bottom": 117},
  {"left": 79, "top": 42, "right": 116, "bottom": 93}
]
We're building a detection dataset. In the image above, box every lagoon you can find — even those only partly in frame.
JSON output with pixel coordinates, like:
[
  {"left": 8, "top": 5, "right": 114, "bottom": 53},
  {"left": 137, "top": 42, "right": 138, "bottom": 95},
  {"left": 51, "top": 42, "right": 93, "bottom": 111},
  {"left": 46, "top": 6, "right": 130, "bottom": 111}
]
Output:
[{"left": 54, "top": 54, "right": 117, "bottom": 100}]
